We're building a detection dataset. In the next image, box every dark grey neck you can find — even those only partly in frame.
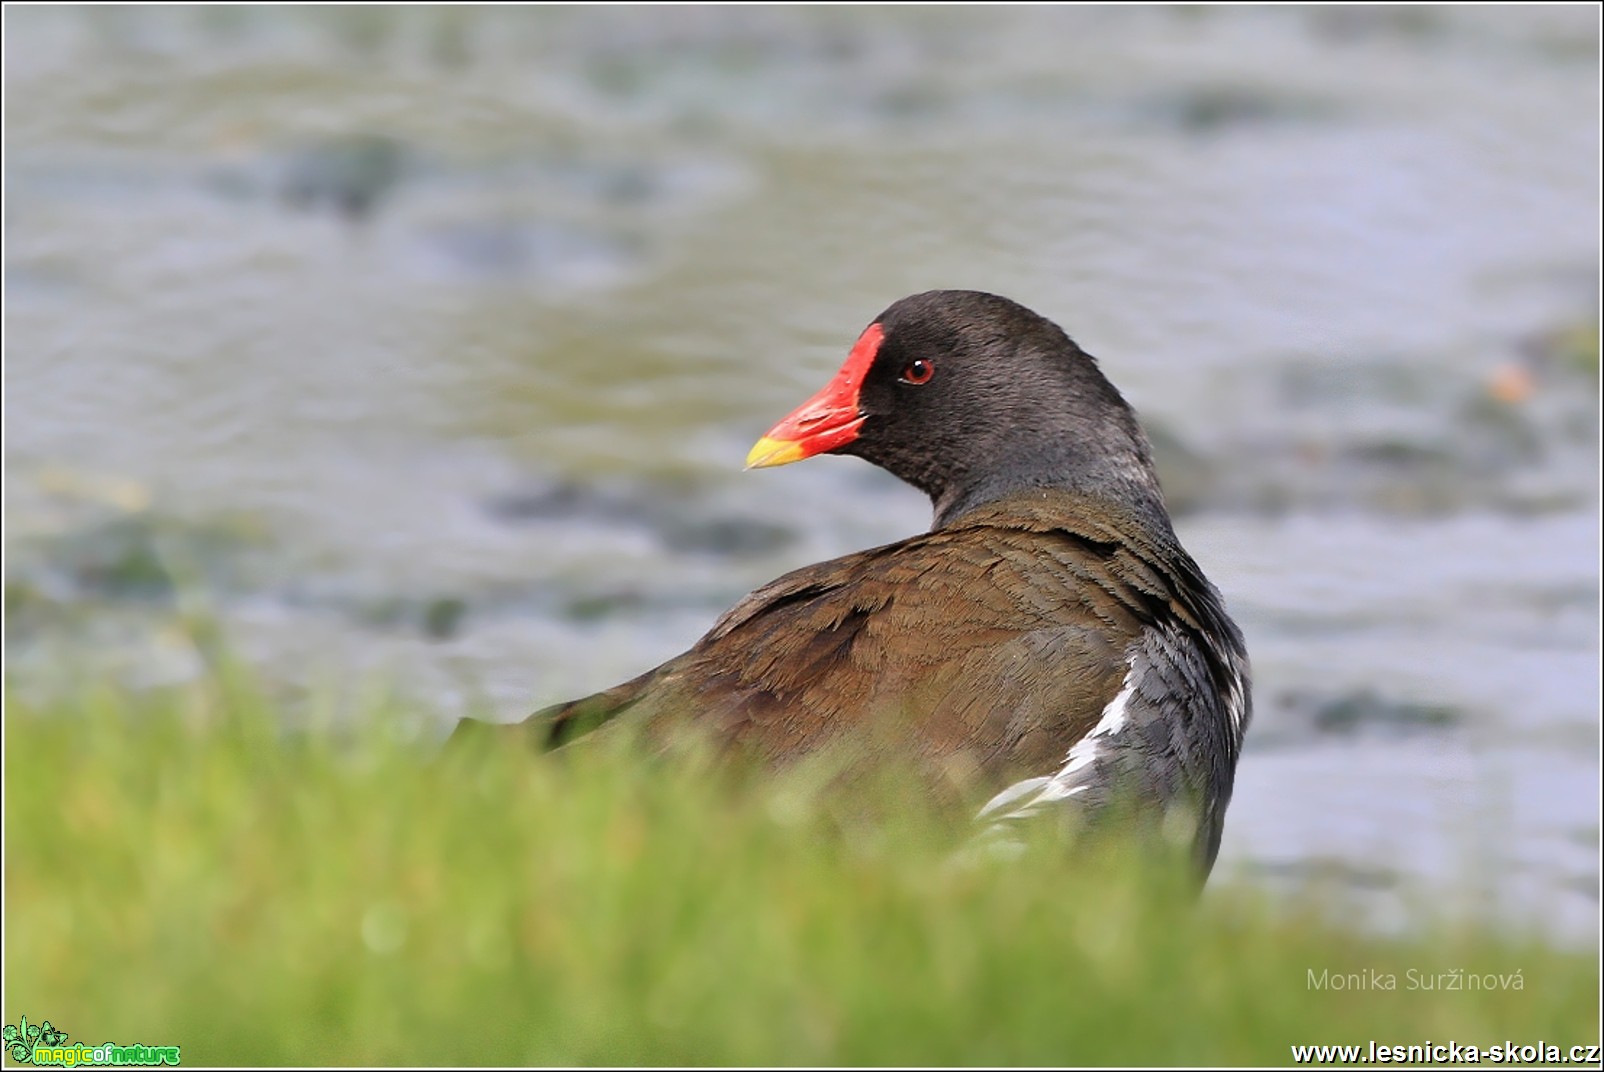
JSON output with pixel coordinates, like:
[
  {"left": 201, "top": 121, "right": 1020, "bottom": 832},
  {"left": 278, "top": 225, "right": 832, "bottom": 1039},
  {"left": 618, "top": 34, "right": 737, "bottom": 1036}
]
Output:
[{"left": 928, "top": 447, "right": 1175, "bottom": 538}]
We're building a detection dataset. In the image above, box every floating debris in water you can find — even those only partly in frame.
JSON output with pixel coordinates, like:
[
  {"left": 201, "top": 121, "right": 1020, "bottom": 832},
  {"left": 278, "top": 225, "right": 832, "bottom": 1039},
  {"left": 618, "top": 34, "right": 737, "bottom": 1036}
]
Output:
[
  {"left": 1276, "top": 688, "right": 1462, "bottom": 740},
  {"left": 483, "top": 477, "right": 799, "bottom": 559},
  {"left": 280, "top": 134, "right": 410, "bottom": 222}
]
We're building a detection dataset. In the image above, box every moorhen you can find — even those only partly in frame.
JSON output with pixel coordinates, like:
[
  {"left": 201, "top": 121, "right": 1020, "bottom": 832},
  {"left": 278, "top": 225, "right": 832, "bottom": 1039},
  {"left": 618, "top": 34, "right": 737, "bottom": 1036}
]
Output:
[{"left": 458, "top": 290, "right": 1251, "bottom": 874}]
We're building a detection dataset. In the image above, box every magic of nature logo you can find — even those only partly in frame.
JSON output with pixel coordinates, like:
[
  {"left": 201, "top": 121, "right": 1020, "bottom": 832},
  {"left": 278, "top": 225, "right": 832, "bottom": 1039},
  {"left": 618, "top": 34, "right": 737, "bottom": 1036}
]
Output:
[{"left": 4, "top": 1017, "right": 180, "bottom": 1067}]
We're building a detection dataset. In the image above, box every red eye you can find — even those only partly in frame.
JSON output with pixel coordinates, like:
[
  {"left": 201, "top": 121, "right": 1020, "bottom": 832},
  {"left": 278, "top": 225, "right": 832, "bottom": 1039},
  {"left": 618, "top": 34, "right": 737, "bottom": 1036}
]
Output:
[{"left": 900, "top": 359, "right": 935, "bottom": 385}]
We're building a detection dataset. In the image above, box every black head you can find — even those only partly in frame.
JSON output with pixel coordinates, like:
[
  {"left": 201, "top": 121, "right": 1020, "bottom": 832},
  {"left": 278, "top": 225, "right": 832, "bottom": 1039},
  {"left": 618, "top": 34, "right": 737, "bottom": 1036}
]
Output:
[{"left": 749, "top": 290, "right": 1170, "bottom": 533}]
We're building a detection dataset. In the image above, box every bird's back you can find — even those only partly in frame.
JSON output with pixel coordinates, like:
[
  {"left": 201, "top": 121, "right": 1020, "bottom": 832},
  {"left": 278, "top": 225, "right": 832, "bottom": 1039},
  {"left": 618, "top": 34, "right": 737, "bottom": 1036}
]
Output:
[{"left": 469, "top": 489, "right": 1248, "bottom": 867}]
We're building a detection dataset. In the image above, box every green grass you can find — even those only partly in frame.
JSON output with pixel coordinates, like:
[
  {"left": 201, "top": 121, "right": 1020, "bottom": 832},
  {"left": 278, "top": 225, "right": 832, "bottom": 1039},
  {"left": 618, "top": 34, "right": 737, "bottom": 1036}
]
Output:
[{"left": 5, "top": 670, "right": 1598, "bottom": 1066}]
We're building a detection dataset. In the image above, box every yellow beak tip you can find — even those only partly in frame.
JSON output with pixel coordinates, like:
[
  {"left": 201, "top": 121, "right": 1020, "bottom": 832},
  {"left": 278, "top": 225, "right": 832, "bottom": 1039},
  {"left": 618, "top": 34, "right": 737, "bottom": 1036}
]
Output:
[{"left": 745, "top": 436, "right": 805, "bottom": 470}]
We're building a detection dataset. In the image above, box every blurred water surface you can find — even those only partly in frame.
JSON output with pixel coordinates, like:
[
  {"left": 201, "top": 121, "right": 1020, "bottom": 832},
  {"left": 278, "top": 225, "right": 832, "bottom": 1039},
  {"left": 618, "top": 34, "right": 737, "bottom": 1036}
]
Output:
[{"left": 5, "top": 7, "right": 1599, "bottom": 941}]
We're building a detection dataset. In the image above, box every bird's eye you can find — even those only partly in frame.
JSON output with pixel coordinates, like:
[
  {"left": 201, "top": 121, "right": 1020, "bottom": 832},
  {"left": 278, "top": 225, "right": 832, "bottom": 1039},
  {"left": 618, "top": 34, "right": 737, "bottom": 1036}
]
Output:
[{"left": 899, "top": 359, "right": 935, "bottom": 385}]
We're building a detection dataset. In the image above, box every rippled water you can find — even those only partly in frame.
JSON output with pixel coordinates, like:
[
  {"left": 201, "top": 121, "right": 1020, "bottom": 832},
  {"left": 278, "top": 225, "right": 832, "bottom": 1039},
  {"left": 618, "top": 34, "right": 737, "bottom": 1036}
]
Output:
[{"left": 6, "top": 7, "right": 1599, "bottom": 941}]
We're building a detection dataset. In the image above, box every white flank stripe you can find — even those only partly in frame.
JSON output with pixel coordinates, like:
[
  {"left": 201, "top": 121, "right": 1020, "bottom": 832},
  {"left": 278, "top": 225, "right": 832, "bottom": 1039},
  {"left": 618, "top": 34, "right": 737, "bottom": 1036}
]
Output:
[{"left": 977, "top": 666, "right": 1136, "bottom": 822}]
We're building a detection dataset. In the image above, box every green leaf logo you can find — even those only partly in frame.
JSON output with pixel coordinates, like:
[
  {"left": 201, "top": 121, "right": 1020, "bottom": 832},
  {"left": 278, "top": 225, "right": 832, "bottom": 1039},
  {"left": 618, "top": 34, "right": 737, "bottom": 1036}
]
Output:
[
  {"left": 4, "top": 1016, "right": 33, "bottom": 1063},
  {"left": 2, "top": 1015, "right": 66, "bottom": 1062}
]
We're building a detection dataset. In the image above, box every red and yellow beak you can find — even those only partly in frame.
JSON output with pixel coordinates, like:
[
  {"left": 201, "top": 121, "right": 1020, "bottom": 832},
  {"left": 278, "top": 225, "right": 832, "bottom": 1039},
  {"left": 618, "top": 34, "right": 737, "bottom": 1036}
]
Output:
[{"left": 746, "top": 323, "right": 884, "bottom": 470}]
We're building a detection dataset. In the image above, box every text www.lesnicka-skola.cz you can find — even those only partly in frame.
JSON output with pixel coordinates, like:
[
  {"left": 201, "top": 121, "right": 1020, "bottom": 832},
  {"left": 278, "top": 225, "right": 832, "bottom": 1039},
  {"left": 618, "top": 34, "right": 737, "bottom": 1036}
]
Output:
[{"left": 1290, "top": 1042, "right": 1602, "bottom": 1065}]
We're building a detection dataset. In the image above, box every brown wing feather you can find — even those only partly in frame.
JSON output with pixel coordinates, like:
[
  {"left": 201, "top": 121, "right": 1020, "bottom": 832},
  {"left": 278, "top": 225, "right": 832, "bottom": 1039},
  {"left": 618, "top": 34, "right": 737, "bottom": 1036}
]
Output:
[{"left": 520, "top": 492, "right": 1214, "bottom": 794}]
